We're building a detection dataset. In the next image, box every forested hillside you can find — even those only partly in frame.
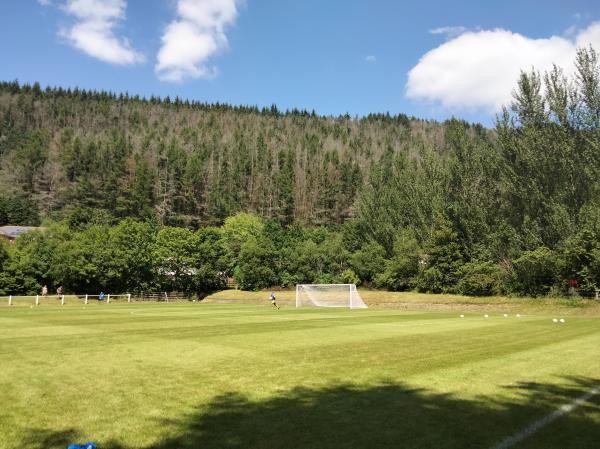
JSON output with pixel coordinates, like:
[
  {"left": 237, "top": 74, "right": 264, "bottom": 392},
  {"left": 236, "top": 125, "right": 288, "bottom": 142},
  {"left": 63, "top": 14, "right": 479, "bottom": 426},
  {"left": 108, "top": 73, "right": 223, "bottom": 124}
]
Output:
[
  {"left": 0, "top": 80, "right": 471, "bottom": 226},
  {"left": 1, "top": 48, "right": 599, "bottom": 296}
]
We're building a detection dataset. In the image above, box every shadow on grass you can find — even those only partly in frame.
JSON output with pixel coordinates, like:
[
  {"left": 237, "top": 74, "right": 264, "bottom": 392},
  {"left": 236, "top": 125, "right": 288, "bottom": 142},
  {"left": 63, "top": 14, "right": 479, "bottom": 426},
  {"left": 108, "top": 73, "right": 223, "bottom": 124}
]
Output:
[
  {"left": 18, "top": 428, "right": 76, "bottom": 449},
  {"left": 20, "top": 377, "right": 600, "bottom": 449}
]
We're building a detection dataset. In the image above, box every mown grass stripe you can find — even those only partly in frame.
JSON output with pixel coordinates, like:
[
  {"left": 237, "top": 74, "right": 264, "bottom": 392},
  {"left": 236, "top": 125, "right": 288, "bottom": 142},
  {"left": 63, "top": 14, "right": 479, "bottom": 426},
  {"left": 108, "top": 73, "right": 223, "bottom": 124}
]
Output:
[{"left": 490, "top": 386, "right": 600, "bottom": 449}]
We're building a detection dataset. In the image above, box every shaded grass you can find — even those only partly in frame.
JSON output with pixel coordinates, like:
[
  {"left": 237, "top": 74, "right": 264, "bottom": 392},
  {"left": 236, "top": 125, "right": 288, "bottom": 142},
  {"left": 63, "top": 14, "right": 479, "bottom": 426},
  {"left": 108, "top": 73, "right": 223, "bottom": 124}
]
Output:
[
  {"left": 0, "top": 303, "right": 599, "bottom": 449},
  {"left": 95, "top": 378, "right": 599, "bottom": 449}
]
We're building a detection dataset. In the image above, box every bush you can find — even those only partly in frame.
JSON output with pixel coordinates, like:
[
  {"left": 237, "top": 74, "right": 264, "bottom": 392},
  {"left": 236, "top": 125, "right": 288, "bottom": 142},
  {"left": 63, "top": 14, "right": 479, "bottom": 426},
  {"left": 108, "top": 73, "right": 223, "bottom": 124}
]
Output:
[
  {"left": 416, "top": 215, "right": 464, "bottom": 293},
  {"left": 376, "top": 255, "right": 419, "bottom": 291},
  {"left": 350, "top": 241, "right": 386, "bottom": 284},
  {"left": 512, "top": 247, "right": 560, "bottom": 296},
  {"left": 234, "top": 238, "right": 278, "bottom": 290},
  {"left": 559, "top": 227, "right": 600, "bottom": 296},
  {"left": 374, "top": 228, "right": 420, "bottom": 291},
  {"left": 416, "top": 267, "right": 445, "bottom": 294},
  {"left": 340, "top": 268, "right": 360, "bottom": 285},
  {"left": 456, "top": 262, "right": 505, "bottom": 296}
]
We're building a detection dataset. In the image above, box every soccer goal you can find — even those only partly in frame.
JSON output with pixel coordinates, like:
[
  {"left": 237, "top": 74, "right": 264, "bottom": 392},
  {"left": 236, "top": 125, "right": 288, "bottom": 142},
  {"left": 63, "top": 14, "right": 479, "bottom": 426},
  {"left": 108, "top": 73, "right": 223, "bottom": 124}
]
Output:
[{"left": 295, "top": 284, "right": 367, "bottom": 308}]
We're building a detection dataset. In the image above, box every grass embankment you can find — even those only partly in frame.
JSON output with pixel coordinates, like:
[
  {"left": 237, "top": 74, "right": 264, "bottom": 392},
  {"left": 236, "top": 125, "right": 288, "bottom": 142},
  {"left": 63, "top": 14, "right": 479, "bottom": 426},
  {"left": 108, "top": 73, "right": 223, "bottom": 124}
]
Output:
[
  {"left": 205, "top": 289, "right": 600, "bottom": 315},
  {"left": 1, "top": 303, "right": 598, "bottom": 449}
]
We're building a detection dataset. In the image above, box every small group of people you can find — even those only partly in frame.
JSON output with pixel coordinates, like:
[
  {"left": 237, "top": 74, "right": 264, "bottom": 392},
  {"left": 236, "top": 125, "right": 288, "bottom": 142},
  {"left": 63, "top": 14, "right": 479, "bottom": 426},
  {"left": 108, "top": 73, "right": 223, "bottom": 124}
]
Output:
[
  {"left": 40, "top": 286, "right": 108, "bottom": 302},
  {"left": 39, "top": 286, "right": 276, "bottom": 306},
  {"left": 40, "top": 285, "right": 62, "bottom": 298}
]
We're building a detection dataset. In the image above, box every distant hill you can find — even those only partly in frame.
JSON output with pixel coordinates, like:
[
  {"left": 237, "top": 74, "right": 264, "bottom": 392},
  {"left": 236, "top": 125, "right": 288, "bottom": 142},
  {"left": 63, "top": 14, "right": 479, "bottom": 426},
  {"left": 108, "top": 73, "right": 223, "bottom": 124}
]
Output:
[{"left": 0, "top": 80, "right": 488, "bottom": 227}]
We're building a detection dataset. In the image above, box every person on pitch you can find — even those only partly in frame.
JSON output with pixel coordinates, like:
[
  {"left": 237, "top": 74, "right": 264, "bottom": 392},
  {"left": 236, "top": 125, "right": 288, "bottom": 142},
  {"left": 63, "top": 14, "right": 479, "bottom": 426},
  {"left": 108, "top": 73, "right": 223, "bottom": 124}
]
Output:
[{"left": 270, "top": 291, "right": 280, "bottom": 309}]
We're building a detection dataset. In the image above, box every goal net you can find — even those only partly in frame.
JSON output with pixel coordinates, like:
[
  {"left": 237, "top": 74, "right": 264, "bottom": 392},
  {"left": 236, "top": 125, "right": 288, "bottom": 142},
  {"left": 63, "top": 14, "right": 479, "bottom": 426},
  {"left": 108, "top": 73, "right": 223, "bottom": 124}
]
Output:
[{"left": 295, "top": 284, "right": 367, "bottom": 308}]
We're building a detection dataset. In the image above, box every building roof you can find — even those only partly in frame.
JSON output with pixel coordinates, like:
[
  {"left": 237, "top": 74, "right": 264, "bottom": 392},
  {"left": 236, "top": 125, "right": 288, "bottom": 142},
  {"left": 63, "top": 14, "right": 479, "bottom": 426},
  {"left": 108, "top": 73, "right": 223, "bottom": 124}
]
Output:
[{"left": 0, "top": 226, "right": 43, "bottom": 240}]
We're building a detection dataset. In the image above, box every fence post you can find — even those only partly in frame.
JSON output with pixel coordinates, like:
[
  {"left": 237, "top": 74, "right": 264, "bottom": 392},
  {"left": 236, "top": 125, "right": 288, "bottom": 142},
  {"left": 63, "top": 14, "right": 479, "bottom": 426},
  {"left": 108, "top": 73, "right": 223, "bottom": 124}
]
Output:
[
  {"left": 61, "top": 295, "right": 65, "bottom": 305},
  {"left": 596, "top": 289, "right": 599, "bottom": 300},
  {"left": 85, "top": 294, "right": 88, "bottom": 305},
  {"left": 107, "top": 294, "right": 111, "bottom": 304},
  {"left": 36, "top": 295, "right": 39, "bottom": 306},
  {"left": 8, "top": 295, "right": 12, "bottom": 306},
  {"left": 127, "top": 293, "right": 131, "bottom": 303},
  {"left": 165, "top": 292, "right": 169, "bottom": 303}
]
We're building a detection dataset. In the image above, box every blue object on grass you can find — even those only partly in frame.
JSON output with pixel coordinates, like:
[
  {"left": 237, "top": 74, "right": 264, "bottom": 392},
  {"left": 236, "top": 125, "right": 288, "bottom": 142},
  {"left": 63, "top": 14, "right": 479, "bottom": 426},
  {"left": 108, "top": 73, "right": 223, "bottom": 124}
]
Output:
[{"left": 67, "top": 442, "right": 96, "bottom": 449}]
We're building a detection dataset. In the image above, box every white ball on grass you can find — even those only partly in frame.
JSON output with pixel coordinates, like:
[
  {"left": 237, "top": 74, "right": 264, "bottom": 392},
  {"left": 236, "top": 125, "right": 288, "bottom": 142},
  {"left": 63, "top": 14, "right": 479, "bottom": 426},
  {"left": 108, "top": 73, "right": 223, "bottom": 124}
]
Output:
[
  {"left": 559, "top": 318, "right": 565, "bottom": 323},
  {"left": 460, "top": 314, "right": 464, "bottom": 318},
  {"left": 503, "top": 314, "right": 508, "bottom": 317},
  {"left": 484, "top": 314, "right": 489, "bottom": 318},
  {"left": 516, "top": 314, "right": 521, "bottom": 318},
  {"left": 552, "top": 318, "right": 558, "bottom": 323}
]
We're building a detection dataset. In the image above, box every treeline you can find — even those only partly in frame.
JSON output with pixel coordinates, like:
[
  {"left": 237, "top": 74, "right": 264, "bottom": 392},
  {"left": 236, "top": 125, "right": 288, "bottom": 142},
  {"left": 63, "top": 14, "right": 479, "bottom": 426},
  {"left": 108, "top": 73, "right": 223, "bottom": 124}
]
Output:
[
  {"left": 1, "top": 209, "right": 599, "bottom": 297},
  {"left": 356, "top": 47, "right": 600, "bottom": 296},
  {"left": 0, "top": 48, "right": 599, "bottom": 297},
  {"left": 0, "top": 78, "right": 416, "bottom": 121}
]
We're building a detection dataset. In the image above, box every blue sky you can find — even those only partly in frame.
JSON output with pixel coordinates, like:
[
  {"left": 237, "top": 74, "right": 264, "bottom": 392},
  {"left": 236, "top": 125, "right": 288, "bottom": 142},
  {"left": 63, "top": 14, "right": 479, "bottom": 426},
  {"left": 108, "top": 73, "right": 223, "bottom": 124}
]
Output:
[{"left": 1, "top": 0, "right": 599, "bottom": 125}]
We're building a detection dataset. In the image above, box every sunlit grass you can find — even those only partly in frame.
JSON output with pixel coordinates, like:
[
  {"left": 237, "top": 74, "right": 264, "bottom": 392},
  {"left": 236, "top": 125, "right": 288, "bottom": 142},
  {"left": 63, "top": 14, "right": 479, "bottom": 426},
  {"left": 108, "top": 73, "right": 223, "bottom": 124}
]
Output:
[{"left": 1, "top": 302, "right": 599, "bottom": 449}]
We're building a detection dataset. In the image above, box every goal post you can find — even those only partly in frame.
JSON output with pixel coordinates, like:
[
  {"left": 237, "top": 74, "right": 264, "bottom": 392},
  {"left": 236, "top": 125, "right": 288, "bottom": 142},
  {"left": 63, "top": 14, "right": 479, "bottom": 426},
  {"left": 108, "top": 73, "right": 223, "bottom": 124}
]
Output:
[{"left": 295, "top": 284, "right": 367, "bottom": 309}]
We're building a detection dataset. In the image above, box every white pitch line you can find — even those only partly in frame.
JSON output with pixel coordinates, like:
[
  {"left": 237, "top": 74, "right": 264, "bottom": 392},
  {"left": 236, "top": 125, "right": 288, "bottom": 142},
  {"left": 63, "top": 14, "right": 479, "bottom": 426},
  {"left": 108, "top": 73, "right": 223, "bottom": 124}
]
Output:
[{"left": 490, "top": 386, "right": 600, "bottom": 449}]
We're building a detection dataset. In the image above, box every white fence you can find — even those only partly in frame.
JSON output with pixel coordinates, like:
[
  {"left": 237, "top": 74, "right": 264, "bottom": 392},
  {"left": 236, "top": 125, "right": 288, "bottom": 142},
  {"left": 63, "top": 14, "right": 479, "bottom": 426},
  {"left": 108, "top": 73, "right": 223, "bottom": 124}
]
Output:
[
  {"left": 1, "top": 292, "right": 196, "bottom": 306},
  {"left": 1, "top": 294, "right": 131, "bottom": 306},
  {"left": 130, "top": 292, "right": 191, "bottom": 302},
  {"left": 80, "top": 294, "right": 131, "bottom": 304}
]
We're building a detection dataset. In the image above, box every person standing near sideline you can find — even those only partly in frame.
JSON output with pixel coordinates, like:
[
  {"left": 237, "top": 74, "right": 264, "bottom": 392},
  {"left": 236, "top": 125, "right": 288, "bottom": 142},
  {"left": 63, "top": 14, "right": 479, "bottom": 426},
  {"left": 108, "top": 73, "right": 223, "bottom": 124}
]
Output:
[
  {"left": 270, "top": 292, "right": 280, "bottom": 309},
  {"left": 56, "top": 286, "right": 63, "bottom": 297},
  {"left": 41, "top": 285, "right": 48, "bottom": 297}
]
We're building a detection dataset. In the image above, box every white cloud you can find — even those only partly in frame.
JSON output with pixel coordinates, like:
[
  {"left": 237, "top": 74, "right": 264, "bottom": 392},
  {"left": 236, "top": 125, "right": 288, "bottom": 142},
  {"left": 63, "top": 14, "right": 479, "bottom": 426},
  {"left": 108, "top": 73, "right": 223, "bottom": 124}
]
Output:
[
  {"left": 60, "top": 0, "right": 144, "bottom": 65},
  {"left": 407, "top": 22, "right": 600, "bottom": 112},
  {"left": 429, "top": 26, "right": 467, "bottom": 38},
  {"left": 365, "top": 55, "right": 376, "bottom": 63},
  {"left": 156, "top": 0, "right": 240, "bottom": 82}
]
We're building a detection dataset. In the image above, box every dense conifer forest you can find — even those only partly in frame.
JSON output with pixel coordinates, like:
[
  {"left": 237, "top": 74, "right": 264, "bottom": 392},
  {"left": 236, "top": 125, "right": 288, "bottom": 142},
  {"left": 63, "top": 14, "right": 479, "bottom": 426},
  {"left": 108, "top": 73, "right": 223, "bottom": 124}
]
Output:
[{"left": 1, "top": 48, "right": 599, "bottom": 296}]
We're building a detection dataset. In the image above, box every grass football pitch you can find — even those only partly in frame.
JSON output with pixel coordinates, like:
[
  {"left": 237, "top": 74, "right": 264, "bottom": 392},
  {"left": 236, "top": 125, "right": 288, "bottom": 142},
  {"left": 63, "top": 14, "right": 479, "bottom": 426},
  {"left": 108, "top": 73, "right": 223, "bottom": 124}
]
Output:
[{"left": 1, "top": 301, "right": 599, "bottom": 449}]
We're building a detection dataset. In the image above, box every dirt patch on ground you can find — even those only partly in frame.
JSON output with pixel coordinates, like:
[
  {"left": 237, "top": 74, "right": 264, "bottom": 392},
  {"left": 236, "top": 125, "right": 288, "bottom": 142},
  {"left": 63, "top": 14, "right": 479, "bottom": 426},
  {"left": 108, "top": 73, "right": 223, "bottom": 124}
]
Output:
[
  {"left": 202, "top": 298, "right": 295, "bottom": 306},
  {"left": 202, "top": 297, "right": 600, "bottom": 315},
  {"left": 366, "top": 302, "right": 512, "bottom": 311},
  {"left": 202, "top": 290, "right": 600, "bottom": 315}
]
